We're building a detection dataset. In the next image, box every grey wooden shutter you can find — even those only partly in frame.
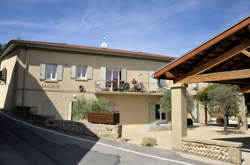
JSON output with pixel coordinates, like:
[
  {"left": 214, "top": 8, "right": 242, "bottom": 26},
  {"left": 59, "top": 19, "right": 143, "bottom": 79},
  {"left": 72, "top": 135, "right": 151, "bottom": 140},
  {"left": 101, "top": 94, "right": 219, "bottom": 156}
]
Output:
[
  {"left": 87, "top": 66, "right": 93, "bottom": 80},
  {"left": 148, "top": 103, "right": 156, "bottom": 122},
  {"left": 40, "top": 64, "right": 46, "bottom": 80},
  {"left": 148, "top": 71, "right": 158, "bottom": 91},
  {"left": 121, "top": 69, "right": 127, "bottom": 81},
  {"left": 71, "top": 65, "right": 76, "bottom": 79},
  {"left": 100, "top": 67, "right": 106, "bottom": 88},
  {"left": 57, "top": 65, "right": 63, "bottom": 81}
]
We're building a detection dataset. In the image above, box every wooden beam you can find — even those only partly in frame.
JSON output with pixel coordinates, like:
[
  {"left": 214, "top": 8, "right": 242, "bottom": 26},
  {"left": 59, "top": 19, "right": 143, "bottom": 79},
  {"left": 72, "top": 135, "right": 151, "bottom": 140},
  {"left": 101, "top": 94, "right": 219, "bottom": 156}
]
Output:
[
  {"left": 154, "top": 17, "right": 250, "bottom": 79},
  {"left": 243, "top": 89, "right": 250, "bottom": 93},
  {"left": 179, "top": 69, "right": 250, "bottom": 83},
  {"left": 176, "top": 41, "right": 250, "bottom": 83},
  {"left": 241, "top": 49, "right": 250, "bottom": 57}
]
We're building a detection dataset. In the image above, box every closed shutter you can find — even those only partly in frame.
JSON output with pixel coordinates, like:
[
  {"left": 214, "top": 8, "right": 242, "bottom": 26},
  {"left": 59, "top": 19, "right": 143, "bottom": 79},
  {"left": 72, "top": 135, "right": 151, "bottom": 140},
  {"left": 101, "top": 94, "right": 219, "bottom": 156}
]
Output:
[
  {"left": 121, "top": 69, "right": 127, "bottom": 81},
  {"left": 40, "top": 64, "right": 46, "bottom": 80},
  {"left": 148, "top": 103, "right": 156, "bottom": 122},
  {"left": 57, "top": 65, "right": 63, "bottom": 81},
  {"left": 87, "top": 66, "right": 93, "bottom": 80},
  {"left": 71, "top": 65, "right": 76, "bottom": 79},
  {"left": 148, "top": 71, "right": 158, "bottom": 91},
  {"left": 100, "top": 67, "right": 106, "bottom": 88}
]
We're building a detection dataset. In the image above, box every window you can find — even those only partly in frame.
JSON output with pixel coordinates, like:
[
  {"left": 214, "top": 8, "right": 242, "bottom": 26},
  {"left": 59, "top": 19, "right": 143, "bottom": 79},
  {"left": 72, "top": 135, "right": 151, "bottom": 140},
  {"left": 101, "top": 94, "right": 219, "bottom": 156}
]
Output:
[
  {"left": 76, "top": 66, "right": 87, "bottom": 79},
  {"left": 155, "top": 104, "right": 166, "bottom": 121},
  {"left": 106, "top": 69, "right": 121, "bottom": 90},
  {"left": 46, "top": 64, "right": 57, "bottom": 80}
]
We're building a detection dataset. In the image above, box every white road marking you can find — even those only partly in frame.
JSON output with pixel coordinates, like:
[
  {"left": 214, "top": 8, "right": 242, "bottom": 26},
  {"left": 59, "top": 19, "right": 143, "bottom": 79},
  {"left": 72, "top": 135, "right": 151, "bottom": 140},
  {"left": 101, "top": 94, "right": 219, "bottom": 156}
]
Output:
[{"left": 0, "top": 111, "right": 194, "bottom": 165}]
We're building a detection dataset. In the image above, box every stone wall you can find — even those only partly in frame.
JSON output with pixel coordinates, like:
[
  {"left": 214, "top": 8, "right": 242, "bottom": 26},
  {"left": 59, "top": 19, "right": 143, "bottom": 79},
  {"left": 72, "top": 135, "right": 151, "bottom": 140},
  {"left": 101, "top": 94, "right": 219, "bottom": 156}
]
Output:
[
  {"left": 182, "top": 137, "right": 242, "bottom": 164},
  {"left": 43, "top": 119, "right": 122, "bottom": 139}
]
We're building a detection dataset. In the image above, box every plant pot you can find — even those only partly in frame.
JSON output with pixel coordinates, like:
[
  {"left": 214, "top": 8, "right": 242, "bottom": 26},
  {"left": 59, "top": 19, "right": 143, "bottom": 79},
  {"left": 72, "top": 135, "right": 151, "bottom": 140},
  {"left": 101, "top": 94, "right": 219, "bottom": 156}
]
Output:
[{"left": 88, "top": 112, "right": 120, "bottom": 124}]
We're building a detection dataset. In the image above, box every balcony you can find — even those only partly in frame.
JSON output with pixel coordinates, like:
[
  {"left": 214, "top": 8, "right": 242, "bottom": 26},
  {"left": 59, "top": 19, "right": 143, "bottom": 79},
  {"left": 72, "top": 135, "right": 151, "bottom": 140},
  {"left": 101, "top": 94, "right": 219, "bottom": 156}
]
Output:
[{"left": 94, "top": 80, "right": 168, "bottom": 96}]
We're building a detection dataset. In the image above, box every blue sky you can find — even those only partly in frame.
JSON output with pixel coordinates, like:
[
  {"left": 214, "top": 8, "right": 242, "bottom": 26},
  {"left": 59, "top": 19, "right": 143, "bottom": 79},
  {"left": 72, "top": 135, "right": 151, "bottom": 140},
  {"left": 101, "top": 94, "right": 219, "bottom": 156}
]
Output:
[{"left": 0, "top": 0, "right": 249, "bottom": 57}]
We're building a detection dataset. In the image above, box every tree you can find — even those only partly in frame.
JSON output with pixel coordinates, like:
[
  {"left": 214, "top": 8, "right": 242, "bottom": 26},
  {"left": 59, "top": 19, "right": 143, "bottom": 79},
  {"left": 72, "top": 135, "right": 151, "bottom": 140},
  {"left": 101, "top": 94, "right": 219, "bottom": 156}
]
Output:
[
  {"left": 194, "top": 84, "right": 220, "bottom": 125},
  {"left": 207, "top": 85, "right": 240, "bottom": 131},
  {"left": 160, "top": 91, "right": 194, "bottom": 121}
]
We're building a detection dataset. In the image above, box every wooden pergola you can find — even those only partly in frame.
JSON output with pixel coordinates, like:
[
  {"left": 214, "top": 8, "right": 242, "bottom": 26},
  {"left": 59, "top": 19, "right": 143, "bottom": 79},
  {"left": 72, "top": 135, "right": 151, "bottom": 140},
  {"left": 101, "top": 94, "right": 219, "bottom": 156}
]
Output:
[
  {"left": 155, "top": 16, "right": 250, "bottom": 93},
  {"left": 154, "top": 16, "right": 250, "bottom": 151}
]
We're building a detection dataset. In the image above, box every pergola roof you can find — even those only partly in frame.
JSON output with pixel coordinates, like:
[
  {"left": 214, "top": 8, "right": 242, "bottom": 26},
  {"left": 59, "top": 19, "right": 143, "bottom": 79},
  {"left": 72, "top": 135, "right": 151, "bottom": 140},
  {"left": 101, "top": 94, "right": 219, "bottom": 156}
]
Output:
[{"left": 154, "top": 16, "right": 250, "bottom": 93}]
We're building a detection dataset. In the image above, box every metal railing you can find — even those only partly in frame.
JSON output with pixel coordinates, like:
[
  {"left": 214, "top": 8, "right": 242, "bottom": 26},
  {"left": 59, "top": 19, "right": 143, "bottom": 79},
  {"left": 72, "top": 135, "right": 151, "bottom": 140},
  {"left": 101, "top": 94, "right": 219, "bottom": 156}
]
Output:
[{"left": 95, "top": 80, "right": 168, "bottom": 93}]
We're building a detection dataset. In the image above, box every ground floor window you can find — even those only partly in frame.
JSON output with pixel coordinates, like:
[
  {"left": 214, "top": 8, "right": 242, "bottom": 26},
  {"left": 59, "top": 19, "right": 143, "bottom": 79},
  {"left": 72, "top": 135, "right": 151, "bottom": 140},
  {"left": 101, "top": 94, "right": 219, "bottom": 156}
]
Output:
[{"left": 155, "top": 104, "right": 166, "bottom": 121}]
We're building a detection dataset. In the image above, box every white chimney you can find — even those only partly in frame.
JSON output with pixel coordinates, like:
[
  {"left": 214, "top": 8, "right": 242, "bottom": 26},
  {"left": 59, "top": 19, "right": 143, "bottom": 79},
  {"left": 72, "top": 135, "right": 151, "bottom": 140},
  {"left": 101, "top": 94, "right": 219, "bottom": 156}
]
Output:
[{"left": 101, "top": 36, "right": 107, "bottom": 48}]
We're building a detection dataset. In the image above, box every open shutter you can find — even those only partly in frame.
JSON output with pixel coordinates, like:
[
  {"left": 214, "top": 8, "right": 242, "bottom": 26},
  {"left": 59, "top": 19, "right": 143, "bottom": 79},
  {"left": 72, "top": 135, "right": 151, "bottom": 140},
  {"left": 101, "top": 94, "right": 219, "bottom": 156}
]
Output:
[
  {"left": 87, "top": 66, "right": 93, "bottom": 80},
  {"left": 148, "top": 71, "right": 158, "bottom": 91},
  {"left": 100, "top": 67, "right": 106, "bottom": 88},
  {"left": 40, "top": 64, "right": 46, "bottom": 80},
  {"left": 57, "top": 65, "right": 63, "bottom": 81},
  {"left": 68, "top": 101, "right": 73, "bottom": 120},
  {"left": 148, "top": 103, "right": 156, "bottom": 122},
  {"left": 121, "top": 69, "right": 127, "bottom": 82},
  {"left": 71, "top": 65, "right": 76, "bottom": 79}
]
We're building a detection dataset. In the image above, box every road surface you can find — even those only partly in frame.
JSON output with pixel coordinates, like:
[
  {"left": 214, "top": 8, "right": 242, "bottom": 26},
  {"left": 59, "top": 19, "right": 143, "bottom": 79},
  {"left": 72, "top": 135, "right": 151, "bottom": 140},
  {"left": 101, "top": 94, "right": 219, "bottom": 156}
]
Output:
[{"left": 0, "top": 111, "right": 211, "bottom": 165}]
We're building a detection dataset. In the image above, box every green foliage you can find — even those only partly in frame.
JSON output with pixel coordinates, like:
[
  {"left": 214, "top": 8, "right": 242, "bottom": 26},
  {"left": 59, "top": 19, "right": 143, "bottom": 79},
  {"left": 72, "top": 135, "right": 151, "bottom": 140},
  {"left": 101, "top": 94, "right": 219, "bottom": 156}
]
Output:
[
  {"left": 72, "top": 96, "right": 111, "bottom": 120},
  {"left": 160, "top": 92, "right": 171, "bottom": 113},
  {"left": 160, "top": 91, "right": 194, "bottom": 114},
  {"left": 89, "top": 97, "right": 111, "bottom": 112},
  {"left": 72, "top": 96, "right": 90, "bottom": 120},
  {"left": 194, "top": 84, "right": 220, "bottom": 107},
  {"left": 207, "top": 85, "right": 240, "bottom": 117}
]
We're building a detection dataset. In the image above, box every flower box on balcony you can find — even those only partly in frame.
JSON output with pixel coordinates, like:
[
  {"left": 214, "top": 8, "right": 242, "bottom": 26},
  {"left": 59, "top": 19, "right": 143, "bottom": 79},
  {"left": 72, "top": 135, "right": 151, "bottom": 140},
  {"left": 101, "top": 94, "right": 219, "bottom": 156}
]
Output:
[{"left": 88, "top": 112, "right": 120, "bottom": 124}]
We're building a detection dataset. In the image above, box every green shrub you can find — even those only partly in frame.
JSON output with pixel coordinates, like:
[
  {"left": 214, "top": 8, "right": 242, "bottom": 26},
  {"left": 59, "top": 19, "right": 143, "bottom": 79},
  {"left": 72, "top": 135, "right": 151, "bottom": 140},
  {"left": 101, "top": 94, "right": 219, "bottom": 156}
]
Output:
[
  {"left": 72, "top": 96, "right": 90, "bottom": 120},
  {"left": 141, "top": 137, "right": 157, "bottom": 147},
  {"left": 89, "top": 97, "right": 111, "bottom": 112},
  {"left": 72, "top": 97, "right": 111, "bottom": 120}
]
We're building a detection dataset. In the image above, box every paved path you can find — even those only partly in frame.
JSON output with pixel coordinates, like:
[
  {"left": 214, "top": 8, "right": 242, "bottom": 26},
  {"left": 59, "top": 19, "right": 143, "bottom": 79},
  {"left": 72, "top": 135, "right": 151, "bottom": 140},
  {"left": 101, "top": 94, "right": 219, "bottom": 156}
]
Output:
[{"left": 0, "top": 112, "right": 212, "bottom": 165}]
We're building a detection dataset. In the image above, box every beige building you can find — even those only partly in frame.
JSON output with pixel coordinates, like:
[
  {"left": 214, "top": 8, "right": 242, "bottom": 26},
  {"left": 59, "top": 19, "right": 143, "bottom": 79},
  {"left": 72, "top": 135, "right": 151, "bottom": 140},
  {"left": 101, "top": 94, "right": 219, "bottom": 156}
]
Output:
[{"left": 0, "top": 40, "right": 179, "bottom": 124}]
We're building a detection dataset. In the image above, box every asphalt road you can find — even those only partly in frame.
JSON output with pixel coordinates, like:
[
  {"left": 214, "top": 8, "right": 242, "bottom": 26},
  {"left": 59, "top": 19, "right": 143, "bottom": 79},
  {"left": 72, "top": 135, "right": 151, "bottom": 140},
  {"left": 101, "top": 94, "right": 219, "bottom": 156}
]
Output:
[{"left": 0, "top": 112, "right": 212, "bottom": 165}]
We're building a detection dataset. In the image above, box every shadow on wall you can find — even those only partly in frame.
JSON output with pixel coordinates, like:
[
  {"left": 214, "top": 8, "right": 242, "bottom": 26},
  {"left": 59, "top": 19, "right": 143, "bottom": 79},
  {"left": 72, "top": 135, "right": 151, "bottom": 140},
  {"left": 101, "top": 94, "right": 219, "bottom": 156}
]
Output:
[
  {"left": 1, "top": 53, "right": 101, "bottom": 165},
  {"left": 214, "top": 137, "right": 250, "bottom": 151}
]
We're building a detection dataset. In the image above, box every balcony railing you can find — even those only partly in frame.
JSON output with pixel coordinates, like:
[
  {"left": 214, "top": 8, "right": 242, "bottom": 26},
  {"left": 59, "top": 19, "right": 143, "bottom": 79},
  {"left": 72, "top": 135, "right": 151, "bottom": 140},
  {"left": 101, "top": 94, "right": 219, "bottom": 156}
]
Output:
[{"left": 95, "top": 80, "right": 168, "bottom": 94}]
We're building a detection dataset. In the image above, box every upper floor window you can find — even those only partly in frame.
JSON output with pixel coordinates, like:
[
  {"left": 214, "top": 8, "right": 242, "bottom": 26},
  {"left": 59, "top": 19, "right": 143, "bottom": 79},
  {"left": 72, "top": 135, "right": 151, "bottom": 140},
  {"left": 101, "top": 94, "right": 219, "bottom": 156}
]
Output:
[
  {"left": 76, "top": 66, "right": 87, "bottom": 79},
  {"left": 46, "top": 64, "right": 57, "bottom": 80}
]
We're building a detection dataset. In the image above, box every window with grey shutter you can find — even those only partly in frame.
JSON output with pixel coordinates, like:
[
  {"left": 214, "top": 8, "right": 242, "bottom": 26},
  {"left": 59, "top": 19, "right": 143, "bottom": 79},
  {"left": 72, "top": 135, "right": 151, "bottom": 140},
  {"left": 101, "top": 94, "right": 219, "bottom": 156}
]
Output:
[
  {"left": 71, "top": 65, "right": 76, "bottom": 79},
  {"left": 121, "top": 69, "right": 127, "bottom": 82},
  {"left": 87, "top": 66, "right": 93, "bottom": 80},
  {"left": 40, "top": 64, "right": 46, "bottom": 80},
  {"left": 57, "top": 65, "right": 63, "bottom": 81}
]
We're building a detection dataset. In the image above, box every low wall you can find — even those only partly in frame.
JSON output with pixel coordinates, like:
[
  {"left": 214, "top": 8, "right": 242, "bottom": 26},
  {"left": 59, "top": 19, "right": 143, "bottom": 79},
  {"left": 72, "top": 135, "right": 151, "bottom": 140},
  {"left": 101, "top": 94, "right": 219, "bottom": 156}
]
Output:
[
  {"left": 182, "top": 137, "right": 242, "bottom": 164},
  {"left": 43, "top": 119, "right": 122, "bottom": 139}
]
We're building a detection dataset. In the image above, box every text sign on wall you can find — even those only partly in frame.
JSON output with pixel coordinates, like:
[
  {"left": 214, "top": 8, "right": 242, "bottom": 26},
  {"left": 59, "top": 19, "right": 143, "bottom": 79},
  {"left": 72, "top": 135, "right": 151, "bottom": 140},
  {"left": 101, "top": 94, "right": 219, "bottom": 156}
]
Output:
[{"left": 41, "top": 83, "right": 60, "bottom": 89}]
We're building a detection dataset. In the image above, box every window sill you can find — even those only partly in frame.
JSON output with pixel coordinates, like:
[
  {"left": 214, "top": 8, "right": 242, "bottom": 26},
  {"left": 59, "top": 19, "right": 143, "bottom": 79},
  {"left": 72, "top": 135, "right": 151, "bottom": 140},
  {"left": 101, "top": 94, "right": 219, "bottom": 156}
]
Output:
[
  {"left": 76, "top": 78, "right": 88, "bottom": 81},
  {"left": 45, "top": 80, "right": 58, "bottom": 83}
]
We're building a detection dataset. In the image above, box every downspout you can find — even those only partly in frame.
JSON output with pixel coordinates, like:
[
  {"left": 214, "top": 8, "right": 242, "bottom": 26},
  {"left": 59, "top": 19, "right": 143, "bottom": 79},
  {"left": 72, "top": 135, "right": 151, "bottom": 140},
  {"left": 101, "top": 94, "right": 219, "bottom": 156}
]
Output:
[{"left": 21, "top": 47, "right": 28, "bottom": 106}]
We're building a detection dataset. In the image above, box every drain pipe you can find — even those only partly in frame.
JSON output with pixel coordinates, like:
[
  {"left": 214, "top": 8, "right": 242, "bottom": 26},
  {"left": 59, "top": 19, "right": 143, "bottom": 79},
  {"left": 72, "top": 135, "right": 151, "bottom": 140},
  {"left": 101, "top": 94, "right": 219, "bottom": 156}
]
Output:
[{"left": 21, "top": 47, "right": 28, "bottom": 106}]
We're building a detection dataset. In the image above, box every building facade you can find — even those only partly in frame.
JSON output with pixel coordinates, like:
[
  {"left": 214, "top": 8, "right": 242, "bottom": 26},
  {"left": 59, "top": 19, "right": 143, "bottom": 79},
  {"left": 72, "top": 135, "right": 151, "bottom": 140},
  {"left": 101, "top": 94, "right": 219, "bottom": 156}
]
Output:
[{"left": 0, "top": 40, "right": 177, "bottom": 124}]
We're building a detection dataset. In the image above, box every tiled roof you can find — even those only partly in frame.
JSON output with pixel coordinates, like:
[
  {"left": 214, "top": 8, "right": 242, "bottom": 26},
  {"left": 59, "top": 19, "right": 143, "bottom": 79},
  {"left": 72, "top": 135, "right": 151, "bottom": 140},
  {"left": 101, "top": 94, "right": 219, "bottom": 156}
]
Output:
[{"left": 4, "top": 40, "right": 175, "bottom": 61}]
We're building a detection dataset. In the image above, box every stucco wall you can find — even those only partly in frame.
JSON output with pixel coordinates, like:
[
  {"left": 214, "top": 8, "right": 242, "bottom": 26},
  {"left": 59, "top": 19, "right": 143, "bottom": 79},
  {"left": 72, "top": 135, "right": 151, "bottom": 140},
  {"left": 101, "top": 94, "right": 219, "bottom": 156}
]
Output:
[{"left": 9, "top": 48, "right": 171, "bottom": 123}]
